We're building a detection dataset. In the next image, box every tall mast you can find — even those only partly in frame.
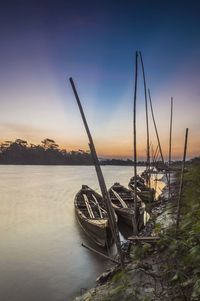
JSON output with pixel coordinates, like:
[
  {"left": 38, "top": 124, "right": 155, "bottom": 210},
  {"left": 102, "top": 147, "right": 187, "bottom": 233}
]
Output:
[
  {"left": 176, "top": 128, "right": 189, "bottom": 233},
  {"left": 139, "top": 51, "right": 150, "bottom": 186},
  {"left": 148, "top": 89, "right": 169, "bottom": 185},
  {"left": 168, "top": 97, "right": 173, "bottom": 199},
  {"left": 133, "top": 52, "right": 139, "bottom": 235},
  {"left": 69, "top": 78, "right": 124, "bottom": 268}
]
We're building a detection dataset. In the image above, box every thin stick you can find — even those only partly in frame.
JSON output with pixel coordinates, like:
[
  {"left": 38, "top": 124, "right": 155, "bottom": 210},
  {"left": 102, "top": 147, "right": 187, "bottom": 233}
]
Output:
[
  {"left": 148, "top": 89, "right": 169, "bottom": 185},
  {"left": 152, "top": 145, "right": 159, "bottom": 166},
  {"left": 149, "top": 141, "right": 153, "bottom": 168},
  {"left": 168, "top": 97, "right": 173, "bottom": 199},
  {"left": 150, "top": 143, "right": 154, "bottom": 170},
  {"left": 133, "top": 52, "right": 139, "bottom": 235},
  {"left": 81, "top": 243, "right": 119, "bottom": 264},
  {"left": 139, "top": 52, "right": 150, "bottom": 187},
  {"left": 176, "top": 128, "right": 189, "bottom": 233},
  {"left": 69, "top": 78, "right": 124, "bottom": 268}
]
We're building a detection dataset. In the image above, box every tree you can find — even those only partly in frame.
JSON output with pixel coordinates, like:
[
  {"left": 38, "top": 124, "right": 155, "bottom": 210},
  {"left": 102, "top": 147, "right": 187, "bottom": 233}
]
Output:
[
  {"left": 41, "top": 138, "right": 59, "bottom": 150},
  {"left": 15, "top": 139, "right": 28, "bottom": 147}
]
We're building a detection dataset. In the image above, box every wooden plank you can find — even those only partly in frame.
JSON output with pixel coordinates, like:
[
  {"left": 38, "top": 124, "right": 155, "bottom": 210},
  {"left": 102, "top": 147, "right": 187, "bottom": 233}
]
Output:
[
  {"left": 128, "top": 236, "right": 159, "bottom": 241},
  {"left": 91, "top": 195, "right": 104, "bottom": 218},
  {"left": 110, "top": 189, "right": 128, "bottom": 208},
  {"left": 83, "top": 194, "right": 95, "bottom": 218}
]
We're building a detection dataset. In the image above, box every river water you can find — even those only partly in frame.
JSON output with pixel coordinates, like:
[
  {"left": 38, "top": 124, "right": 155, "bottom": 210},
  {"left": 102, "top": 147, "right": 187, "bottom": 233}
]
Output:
[{"left": 0, "top": 165, "right": 164, "bottom": 301}]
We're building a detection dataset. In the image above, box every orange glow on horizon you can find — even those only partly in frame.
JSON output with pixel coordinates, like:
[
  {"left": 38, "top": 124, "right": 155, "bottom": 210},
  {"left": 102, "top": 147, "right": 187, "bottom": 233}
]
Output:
[{"left": 0, "top": 133, "right": 199, "bottom": 160}]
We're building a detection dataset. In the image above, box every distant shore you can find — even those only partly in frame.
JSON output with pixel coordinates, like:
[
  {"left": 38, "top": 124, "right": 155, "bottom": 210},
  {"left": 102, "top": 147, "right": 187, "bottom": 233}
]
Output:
[
  {"left": 0, "top": 138, "right": 146, "bottom": 166},
  {"left": 0, "top": 161, "right": 146, "bottom": 166}
]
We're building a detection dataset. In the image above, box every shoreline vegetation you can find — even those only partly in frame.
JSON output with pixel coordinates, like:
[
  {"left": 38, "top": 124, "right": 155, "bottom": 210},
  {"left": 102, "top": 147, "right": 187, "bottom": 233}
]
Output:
[
  {"left": 0, "top": 138, "right": 185, "bottom": 166},
  {"left": 74, "top": 157, "right": 200, "bottom": 301}
]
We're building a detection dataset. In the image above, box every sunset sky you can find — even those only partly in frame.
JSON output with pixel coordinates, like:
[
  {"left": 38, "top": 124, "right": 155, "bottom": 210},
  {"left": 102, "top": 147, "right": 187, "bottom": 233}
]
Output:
[{"left": 0, "top": 0, "right": 200, "bottom": 159}]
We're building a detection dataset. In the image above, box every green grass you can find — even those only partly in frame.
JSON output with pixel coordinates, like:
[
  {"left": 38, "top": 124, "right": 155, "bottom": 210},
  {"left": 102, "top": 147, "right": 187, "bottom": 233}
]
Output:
[{"left": 158, "top": 158, "right": 200, "bottom": 300}]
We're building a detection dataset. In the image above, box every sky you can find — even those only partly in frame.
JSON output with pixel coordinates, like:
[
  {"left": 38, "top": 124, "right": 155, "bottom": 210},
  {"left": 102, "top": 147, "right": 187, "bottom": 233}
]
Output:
[{"left": 0, "top": 0, "right": 200, "bottom": 160}]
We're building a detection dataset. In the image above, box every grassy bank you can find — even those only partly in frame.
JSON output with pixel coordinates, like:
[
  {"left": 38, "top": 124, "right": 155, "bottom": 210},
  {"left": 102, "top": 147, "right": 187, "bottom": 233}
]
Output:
[{"left": 157, "top": 159, "right": 200, "bottom": 300}]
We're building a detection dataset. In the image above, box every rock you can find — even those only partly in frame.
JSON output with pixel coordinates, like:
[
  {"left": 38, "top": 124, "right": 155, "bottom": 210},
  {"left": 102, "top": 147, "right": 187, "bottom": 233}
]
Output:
[
  {"left": 74, "top": 288, "right": 96, "bottom": 301},
  {"left": 96, "top": 266, "right": 120, "bottom": 285},
  {"left": 144, "top": 287, "right": 155, "bottom": 293}
]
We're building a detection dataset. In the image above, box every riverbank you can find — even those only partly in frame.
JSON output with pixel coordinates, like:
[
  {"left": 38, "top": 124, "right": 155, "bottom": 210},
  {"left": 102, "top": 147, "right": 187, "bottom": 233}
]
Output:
[
  {"left": 74, "top": 174, "right": 171, "bottom": 301},
  {"left": 74, "top": 161, "right": 200, "bottom": 300}
]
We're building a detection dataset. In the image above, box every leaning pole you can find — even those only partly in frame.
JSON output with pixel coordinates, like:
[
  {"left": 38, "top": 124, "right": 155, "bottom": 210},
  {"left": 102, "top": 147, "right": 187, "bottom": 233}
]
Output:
[{"left": 69, "top": 77, "right": 124, "bottom": 268}]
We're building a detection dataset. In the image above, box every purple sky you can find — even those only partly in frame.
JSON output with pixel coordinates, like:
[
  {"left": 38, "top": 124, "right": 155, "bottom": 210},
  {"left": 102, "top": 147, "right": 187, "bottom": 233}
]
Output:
[{"left": 0, "top": 0, "right": 200, "bottom": 159}]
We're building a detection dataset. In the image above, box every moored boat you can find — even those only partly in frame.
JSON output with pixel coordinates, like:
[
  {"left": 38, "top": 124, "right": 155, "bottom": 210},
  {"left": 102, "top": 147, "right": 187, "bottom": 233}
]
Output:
[
  {"left": 128, "top": 175, "right": 155, "bottom": 203},
  {"left": 141, "top": 168, "right": 162, "bottom": 178},
  {"left": 108, "top": 182, "right": 145, "bottom": 230},
  {"left": 74, "top": 185, "right": 116, "bottom": 248}
]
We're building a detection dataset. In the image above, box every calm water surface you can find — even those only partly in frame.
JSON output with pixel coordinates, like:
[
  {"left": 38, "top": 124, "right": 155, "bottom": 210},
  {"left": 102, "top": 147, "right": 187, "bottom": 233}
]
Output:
[{"left": 0, "top": 165, "right": 163, "bottom": 301}]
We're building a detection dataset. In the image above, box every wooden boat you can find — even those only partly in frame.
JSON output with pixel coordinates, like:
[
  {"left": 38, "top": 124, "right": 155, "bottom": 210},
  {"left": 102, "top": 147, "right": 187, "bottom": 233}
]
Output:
[
  {"left": 129, "top": 175, "right": 145, "bottom": 188},
  {"left": 74, "top": 185, "right": 117, "bottom": 248},
  {"left": 128, "top": 176, "right": 155, "bottom": 203},
  {"left": 141, "top": 168, "right": 162, "bottom": 177},
  {"left": 108, "top": 182, "right": 145, "bottom": 229}
]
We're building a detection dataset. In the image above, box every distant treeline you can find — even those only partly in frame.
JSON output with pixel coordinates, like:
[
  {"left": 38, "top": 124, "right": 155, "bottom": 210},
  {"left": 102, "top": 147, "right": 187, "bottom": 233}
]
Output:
[
  {"left": 101, "top": 159, "right": 146, "bottom": 166},
  {"left": 0, "top": 138, "right": 93, "bottom": 165},
  {"left": 0, "top": 138, "right": 143, "bottom": 166},
  {"left": 1, "top": 138, "right": 193, "bottom": 166}
]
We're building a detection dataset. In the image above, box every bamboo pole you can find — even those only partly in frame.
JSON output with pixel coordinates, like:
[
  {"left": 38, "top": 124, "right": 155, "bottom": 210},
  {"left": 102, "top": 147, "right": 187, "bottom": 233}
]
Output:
[
  {"left": 149, "top": 141, "right": 153, "bottom": 168},
  {"left": 176, "top": 128, "right": 189, "bottom": 233},
  {"left": 139, "top": 52, "right": 150, "bottom": 187},
  {"left": 133, "top": 52, "right": 139, "bottom": 235},
  {"left": 148, "top": 89, "right": 169, "bottom": 185},
  {"left": 152, "top": 145, "right": 159, "bottom": 167},
  {"left": 69, "top": 78, "right": 124, "bottom": 268},
  {"left": 168, "top": 97, "right": 173, "bottom": 199}
]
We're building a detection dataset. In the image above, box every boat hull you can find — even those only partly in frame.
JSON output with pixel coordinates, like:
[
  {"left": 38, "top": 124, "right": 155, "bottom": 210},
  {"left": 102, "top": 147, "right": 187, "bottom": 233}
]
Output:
[
  {"left": 128, "top": 180, "right": 155, "bottom": 203},
  {"left": 138, "top": 189, "right": 155, "bottom": 203},
  {"left": 75, "top": 209, "right": 113, "bottom": 247},
  {"left": 74, "top": 186, "right": 115, "bottom": 248},
  {"left": 114, "top": 206, "right": 145, "bottom": 229},
  {"left": 109, "top": 183, "right": 145, "bottom": 230}
]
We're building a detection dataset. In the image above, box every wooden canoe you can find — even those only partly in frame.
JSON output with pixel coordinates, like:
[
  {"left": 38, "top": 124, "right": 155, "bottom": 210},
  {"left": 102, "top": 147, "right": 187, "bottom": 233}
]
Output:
[
  {"left": 108, "top": 182, "right": 145, "bottom": 230},
  {"left": 128, "top": 176, "right": 155, "bottom": 203},
  {"left": 74, "top": 185, "right": 117, "bottom": 248}
]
